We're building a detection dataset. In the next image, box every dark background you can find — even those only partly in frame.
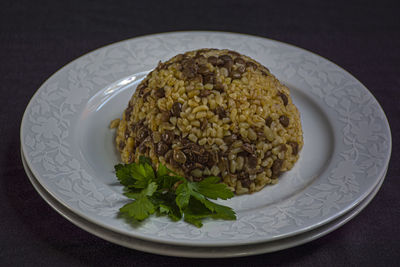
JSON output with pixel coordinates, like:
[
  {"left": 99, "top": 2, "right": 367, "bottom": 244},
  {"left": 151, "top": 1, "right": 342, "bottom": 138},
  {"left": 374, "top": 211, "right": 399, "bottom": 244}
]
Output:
[{"left": 1, "top": 0, "right": 399, "bottom": 266}]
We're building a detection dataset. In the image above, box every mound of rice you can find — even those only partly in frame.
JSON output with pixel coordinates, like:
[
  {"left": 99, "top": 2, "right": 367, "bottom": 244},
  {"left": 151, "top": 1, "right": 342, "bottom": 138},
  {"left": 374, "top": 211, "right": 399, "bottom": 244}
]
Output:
[{"left": 113, "top": 49, "right": 303, "bottom": 194}]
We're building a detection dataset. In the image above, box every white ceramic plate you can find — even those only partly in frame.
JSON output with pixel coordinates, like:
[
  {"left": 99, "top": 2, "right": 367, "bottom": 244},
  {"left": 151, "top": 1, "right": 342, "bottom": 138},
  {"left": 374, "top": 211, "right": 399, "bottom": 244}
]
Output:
[
  {"left": 21, "top": 148, "right": 387, "bottom": 258},
  {"left": 20, "top": 31, "right": 391, "bottom": 246}
]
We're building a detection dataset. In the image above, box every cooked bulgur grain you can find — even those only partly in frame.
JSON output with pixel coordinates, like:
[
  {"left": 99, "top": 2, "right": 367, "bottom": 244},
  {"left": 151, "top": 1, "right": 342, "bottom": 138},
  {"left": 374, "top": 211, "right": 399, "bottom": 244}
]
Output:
[{"left": 115, "top": 49, "right": 303, "bottom": 194}]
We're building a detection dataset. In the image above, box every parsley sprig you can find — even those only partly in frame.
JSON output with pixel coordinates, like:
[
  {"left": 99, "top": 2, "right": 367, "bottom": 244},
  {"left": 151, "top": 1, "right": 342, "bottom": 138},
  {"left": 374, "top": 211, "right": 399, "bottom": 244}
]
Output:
[{"left": 115, "top": 156, "right": 236, "bottom": 227}]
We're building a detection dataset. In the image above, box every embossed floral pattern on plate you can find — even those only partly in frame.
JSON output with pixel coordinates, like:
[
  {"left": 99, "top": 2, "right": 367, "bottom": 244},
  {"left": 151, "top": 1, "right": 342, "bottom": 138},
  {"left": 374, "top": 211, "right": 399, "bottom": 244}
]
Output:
[
  {"left": 20, "top": 32, "right": 391, "bottom": 246},
  {"left": 20, "top": 149, "right": 388, "bottom": 257}
]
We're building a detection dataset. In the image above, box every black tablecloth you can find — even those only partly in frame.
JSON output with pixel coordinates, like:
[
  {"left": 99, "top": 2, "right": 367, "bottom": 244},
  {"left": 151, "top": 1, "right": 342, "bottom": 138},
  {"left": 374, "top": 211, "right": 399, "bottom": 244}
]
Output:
[{"left": 1, "top": 0, "right": 399, "bottom": 265}]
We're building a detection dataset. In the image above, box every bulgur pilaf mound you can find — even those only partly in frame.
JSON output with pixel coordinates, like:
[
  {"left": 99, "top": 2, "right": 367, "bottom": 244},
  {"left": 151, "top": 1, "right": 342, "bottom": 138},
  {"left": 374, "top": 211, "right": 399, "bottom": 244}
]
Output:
[{"left": 113, "top": 49, "right": 303, "bottom": 194}]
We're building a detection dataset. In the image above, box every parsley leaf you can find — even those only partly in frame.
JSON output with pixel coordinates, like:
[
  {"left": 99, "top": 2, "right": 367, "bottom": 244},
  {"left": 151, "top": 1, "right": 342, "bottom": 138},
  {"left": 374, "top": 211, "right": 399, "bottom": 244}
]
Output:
[
  {"left": 183, "top": 198, "right": 212, "bottom": 227},
  {"left": 115, "top": 161, "right": 155, "bottom": 189},
  {"left": 131, "top": 162, "right": 155, "bottom": 188},
  {"left": 115, "top": 164, "right": 136, "bottom": 187},
  {"left": 114, "top": 157, "right": 236, "bottom": 227},
  {"left": 176, "top": 180, "right": 236, "bottom": 225},
  {"left": 156, "top": 163, "right": 170, "bottom": 178},
  {"left": 120, "top": 196, "right": 155, "bottom": 221},
  {"left": 199, "top": 198, "right": 236, "bottom": 220},
  {"left": 119, "top": 182, "right": 158, "bottom": 221},
  {"left": 157, "top": 200, "right": 181, "bottom": 221},
  {"left": 175, "top": 182, "right": 191, "bottom": 211},
  {"left": 194, "top": 176, "right": 234, "bottom": 200}
]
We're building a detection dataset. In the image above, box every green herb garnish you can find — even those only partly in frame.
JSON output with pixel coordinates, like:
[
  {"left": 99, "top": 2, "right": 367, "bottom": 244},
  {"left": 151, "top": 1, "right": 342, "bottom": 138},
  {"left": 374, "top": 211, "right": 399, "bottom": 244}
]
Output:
[{"left": 115, "top": 156, "right": 236, "bottom": 227}]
